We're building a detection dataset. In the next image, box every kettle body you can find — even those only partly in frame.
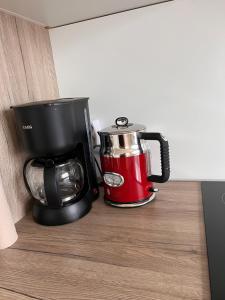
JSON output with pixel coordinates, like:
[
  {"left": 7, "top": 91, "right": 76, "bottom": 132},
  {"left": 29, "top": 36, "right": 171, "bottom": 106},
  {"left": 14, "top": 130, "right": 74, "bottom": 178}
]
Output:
[{"left": 98, "top": 117, "right": 170, "bottom": 207}]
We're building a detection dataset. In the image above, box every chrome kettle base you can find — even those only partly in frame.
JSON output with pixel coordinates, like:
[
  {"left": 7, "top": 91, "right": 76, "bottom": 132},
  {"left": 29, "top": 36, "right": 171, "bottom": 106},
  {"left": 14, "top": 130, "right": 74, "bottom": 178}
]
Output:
[{"left": 104, "top": 193, "right": 156, "bottom": 208}]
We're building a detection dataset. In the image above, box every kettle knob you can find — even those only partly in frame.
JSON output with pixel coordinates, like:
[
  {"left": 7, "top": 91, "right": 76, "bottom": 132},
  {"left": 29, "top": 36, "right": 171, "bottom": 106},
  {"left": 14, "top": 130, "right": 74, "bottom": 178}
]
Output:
[{"left": 115, "top": 117, "right": 129, "bottom": 127}]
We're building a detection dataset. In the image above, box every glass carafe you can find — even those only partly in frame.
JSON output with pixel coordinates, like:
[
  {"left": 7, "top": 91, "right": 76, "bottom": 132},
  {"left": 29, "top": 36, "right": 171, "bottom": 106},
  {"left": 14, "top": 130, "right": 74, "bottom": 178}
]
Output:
[{"left": 25, "top": 158, "right": 84, "bottom": 206}]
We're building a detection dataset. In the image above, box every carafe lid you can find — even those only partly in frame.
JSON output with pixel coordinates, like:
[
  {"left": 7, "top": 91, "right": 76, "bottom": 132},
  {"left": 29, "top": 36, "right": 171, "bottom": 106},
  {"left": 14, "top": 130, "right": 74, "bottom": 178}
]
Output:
[{"left": 99, "top": 117, "right": 145, "bottom": 135}]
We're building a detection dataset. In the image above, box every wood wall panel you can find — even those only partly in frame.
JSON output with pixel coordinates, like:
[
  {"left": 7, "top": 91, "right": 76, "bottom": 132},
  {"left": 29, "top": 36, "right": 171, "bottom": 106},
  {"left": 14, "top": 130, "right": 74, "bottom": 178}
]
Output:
[
  {"left": 0, "top": 11, "right": 59, "bottom": 223},
  {"left": 0, "top": 12, "right": 29, "bottom": 223},
  {"left": 16, "top": 18, "right": 59, "bottom": 100}
]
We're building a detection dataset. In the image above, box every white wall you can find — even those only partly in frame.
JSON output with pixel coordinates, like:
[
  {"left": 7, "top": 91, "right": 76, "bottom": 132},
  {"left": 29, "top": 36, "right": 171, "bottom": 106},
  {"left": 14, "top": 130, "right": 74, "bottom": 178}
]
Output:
[{"left": 50, "top": 0, "right": 225, "bottom": 180}]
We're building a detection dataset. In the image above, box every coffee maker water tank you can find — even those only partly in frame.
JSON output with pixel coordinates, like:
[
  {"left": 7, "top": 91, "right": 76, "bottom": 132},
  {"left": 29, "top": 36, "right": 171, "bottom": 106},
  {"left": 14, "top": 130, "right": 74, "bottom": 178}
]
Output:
[{"left": 11, "top": 98, "right": 91, "bottom": 157}]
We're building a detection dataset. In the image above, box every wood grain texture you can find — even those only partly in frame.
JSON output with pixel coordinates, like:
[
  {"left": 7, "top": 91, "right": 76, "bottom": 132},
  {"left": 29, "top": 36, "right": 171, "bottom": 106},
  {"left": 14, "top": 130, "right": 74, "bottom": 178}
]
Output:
[
  {"left": 0, "top": 288, "right": 33, "bottom": 300},
  {"left": 16, "top": 18, "right": 59, "bottom": 101},
  {"left": 0, "top": 11, "right": 59, "bottom": 223},
  {"left": 0, "top": 182, "right": 210, "bottom": 300},
  {"left": 0, "top": 11, "right": 30, "bottom": 223}
]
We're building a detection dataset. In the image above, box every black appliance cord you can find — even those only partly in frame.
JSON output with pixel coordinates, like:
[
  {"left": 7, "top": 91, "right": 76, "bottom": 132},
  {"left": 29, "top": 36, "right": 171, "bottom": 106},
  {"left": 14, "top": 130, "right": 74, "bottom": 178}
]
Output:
[
  {"left": 93, "top": 145, "right": 103, "bottom": 183},
  {"left": 94, "top": 156, "right": 103, "bottom": 177}
]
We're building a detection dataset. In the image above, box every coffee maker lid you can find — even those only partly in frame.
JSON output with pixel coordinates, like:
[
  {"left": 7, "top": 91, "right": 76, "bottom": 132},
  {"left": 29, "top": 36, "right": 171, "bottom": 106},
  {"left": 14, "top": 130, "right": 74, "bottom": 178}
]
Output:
[
  {"left": 10, "top": 98, "right": 89, "bottom": 109},
  {"left": 99, "top": 117, "right": 145, "bottom": 135}
]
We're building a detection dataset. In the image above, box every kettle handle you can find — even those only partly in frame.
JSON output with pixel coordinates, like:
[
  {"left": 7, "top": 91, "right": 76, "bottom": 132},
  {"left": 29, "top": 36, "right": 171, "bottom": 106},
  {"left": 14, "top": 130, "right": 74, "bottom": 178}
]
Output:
[{"left": 139, "top": 132, "right": 170, "bottom": 183}]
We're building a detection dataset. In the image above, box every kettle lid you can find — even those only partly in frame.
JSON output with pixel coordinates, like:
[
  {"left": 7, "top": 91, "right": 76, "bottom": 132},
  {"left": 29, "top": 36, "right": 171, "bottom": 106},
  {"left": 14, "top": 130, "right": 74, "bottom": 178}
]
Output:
[{"left": 99, "top": 117, "right": 145, "bottom": 135}]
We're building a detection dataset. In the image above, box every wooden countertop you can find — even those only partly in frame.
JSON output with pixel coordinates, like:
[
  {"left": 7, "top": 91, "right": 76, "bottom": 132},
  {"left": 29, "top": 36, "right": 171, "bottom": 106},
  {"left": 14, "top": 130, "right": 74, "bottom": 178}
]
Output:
[{"left": 0, "top": 182, "right": 210, "bottom": 300}]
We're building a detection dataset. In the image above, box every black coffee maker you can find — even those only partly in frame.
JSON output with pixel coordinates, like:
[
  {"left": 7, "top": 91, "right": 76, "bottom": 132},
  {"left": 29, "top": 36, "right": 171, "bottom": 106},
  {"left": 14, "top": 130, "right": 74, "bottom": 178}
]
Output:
[{"left": 11, "top": 98, "right": 99, "bottom": 226}]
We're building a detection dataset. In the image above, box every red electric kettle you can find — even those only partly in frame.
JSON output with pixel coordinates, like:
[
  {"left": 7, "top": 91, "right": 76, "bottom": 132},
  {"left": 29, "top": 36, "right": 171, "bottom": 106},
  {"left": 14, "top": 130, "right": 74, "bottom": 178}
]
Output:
[{"left": 98, "top": 117, "right": 170, "bottom": 207}]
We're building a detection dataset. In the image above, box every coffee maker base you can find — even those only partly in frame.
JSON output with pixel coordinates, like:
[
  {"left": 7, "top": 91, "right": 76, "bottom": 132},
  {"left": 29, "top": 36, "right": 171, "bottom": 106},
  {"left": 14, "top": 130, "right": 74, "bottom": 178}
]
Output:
[
  {"left": 104, "top": 193, "right": 156, "bottom": 208},
  {"left": 33, "top": 197, "right": 92, "bottom": 226}
]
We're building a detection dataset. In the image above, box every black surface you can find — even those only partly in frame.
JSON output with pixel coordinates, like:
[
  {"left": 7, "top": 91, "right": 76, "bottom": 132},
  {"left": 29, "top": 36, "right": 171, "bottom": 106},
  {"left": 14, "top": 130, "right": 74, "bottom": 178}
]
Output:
[
  {"left": 10, "top": 97, "right": 88, "bottom": 108},
  {"left": 33, "top": 191, "right": 92, "bottom": 226},
  {"left": 201, "top": 181, "right": 225, "bottom": 300},
  {"left": 12, "top": 97, "right": 99, "bottom": 225},
  {"left": 11, "top": 98, "right": 90, "bottom": 156},
  {"left": 12, "top": 97, "right": 99, "bottom": 203}
]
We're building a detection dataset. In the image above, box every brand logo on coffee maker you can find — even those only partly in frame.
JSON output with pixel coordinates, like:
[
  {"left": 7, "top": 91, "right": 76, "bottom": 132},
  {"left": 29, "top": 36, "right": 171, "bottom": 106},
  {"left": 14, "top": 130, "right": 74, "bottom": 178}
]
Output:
[{"left": 22, "top": 124, "right": 32, "bottom": 130}]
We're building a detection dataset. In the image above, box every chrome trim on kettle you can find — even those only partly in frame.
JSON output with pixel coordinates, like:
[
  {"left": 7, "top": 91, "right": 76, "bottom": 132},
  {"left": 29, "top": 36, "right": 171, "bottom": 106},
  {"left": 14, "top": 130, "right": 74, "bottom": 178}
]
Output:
[
  {"left": 105, "top": 193, "right": 156, "bottom": 207},
  {"left": 99, "top": 132, "right": 146, "bottom": 158}
]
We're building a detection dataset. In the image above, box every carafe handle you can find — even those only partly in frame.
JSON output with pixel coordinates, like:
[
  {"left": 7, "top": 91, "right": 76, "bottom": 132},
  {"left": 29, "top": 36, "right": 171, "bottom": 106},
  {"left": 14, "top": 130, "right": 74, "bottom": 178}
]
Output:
[
  {"left": 139, "top": 132, "right": 170, "bottom": 183},
  {"left": 44, "top": 160, "right": 63, "bottom": 208}
]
